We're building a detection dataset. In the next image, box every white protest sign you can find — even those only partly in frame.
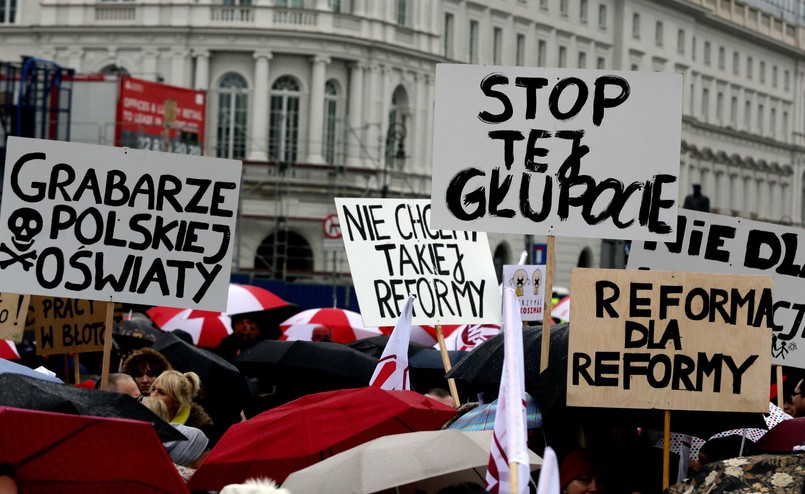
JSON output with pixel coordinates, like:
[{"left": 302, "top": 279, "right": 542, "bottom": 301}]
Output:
[
  {"left": 431, "top": 65, "right": 683, "bottom": 241},
  {"left": 567, "top": 268, "right": 772, "bottom": 413},
  {"left": 502, "top": 264, "right": 545, "bottom": 321},
  {"left": 628, "top": 209, "right": 805, "bottom": 369},
  {"left": 0, "top": 137, "right": 241, "bottom": 311},
  {"left": 335, "top": 198, "right": 501, "bottom": 326}
]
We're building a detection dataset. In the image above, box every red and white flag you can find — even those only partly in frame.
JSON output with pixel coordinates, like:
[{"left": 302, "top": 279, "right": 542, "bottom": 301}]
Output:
[
  {"left": 486, "top": 287, "right": 530, "bottom": 493},
  {"left": 369, "top": 295, "right": 414, "bottom": 390}
]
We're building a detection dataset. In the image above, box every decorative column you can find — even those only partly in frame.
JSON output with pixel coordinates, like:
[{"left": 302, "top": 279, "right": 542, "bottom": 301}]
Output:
[
  {"left": 346, "top": 62, "right": 365, "bottom": 167},
  {"left": 170, "top": 49, "right": 188, "bottom": 87},
  {"left": 193, "top": 49, "right": 210, "bottom": 90},
  {"left": 248, "top": 50, "right": 272, "bottom": 161},
  {"left": 306, "top": 55, "right": 330, "bottom": 164},
  {"left": 413, "top": 72, "right": 428, "bottom": 174}
]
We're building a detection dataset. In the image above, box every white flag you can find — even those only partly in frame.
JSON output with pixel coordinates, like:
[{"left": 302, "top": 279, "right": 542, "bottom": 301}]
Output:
[
  {"left": 536, "top": 447, "right": 560, "bottom": 494},
  {"left": 486, "top": 287, "right": 530, "bottom": 493},
  {"left": 369, "top": 294, "right": 414, "bottom": 390}
]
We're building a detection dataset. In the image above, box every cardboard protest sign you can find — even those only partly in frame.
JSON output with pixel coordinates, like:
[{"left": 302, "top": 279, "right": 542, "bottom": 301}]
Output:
[
  {"left": 502, "top": 264, "right": 546, "bottom": 321},
  {"left": 26, "top": 296, "right": 110, "bottom": 355},
  {"left": 0, "top": 137, "right": 241, "bottom": 311},
  {"left": 628, "top": 209, "right": 805, "bottom": 369},
  {"left": 335, "top": 198, "right": 501, "bottom": 326},
  {"left": 431, "top": 65, "right": 683, "bottom": 241},
  {"left": 0, "top": 293, "right": 30, "bottom": 342},
  {"left": 567, "top": 268, "right": 772, "bottom": 413}
]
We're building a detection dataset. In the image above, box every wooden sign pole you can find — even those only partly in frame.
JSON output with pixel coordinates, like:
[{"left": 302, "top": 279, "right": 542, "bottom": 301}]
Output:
[
  {"left": 663, "top": 410, "right": 671, "bottom": 489},
  {"left": 73, "top": 354, "right": 80, "bottom": 384},
  {"left": 99, "top": 302, "right": 114, "bottom": 391},
  {"left": 435, "top": 324, "right": 461, "bottom": 407},
  {"left": 509, "top": 461, "right": 518, "bottom": 494},
  {"left": 541, "top": 235, "right": 555, "bottom": 372},
  {"left": 777, "top": 365, "right": 784, "bottom": 409}
]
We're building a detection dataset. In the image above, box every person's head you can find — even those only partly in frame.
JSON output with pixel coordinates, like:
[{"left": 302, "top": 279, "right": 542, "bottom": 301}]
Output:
[
  {"left": 164, "top": 424, "right": 210, "bottom": 467},
  {"left": 140, "top": 395, "right": 172, "bottom": 422},
  {"left": 150, "top": 370, "right": 202, "bottom": 419},
  {"left": 424, "top": 388, "right": 454, "bottom": 407},
  {"left": 793, "top": 378, "right": 805, "bottom": 417},
  {"left": 0, "top": 464, "right": 17, "bottom": 494},
  {"left": 220, "top": 478, "right": 291, "bottom": 494},
  {"left": 232, "top": 316, "right": 262, "bottom": 343},
  {"left": 122, "top": 348, "right": 172, "bottom": 396},
  {"left": 692, "top": 183, "right": 702, "bottom": 195},
  {"left": 560, "top": 449, "right": 604, "bottom": 494},
  {"left": 310, "top": 325, "right": 333, "bottom": 342},
  {"left": 103, "top": 373, "right": 141, "bottom": 399}
]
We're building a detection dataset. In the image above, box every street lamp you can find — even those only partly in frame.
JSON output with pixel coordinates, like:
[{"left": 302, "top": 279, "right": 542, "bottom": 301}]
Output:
[{"left": 382, "top": 121, "right": 407, "bottom": 197}]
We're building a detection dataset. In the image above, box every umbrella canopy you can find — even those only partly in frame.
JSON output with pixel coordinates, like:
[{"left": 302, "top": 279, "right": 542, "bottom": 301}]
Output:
[
  {"left": 281, "top": 429, "right": 542, "bottom": 494},
  {"left": 437, "top": 323, "right": 501, "bottom": 351},
  {"left": 188, "top": 387, "right": 458, "bottom": 489},
  {"left": 0, "top": 340, "right": 19, "bottom": 360},
  {"left": 448, "top": 393, "right": 542, "bottom": 432},
  {"left": 233, "top": 339, "right": 379, "bottom": 398},
  {"left": 0, "top": 358, "right": 63, "bottom": 384},
  {"left": 226, "top": 283, "right": 299, "bottom": 318},
  {"left": 280, "top": 322, "right": 383, "bottom": 344},
  {"left": 755, "top": 417, "right": 805, "bottom": 453},
  {"left": 151, "top": 331, "right": 251, "bottom": 442},
  {"left": 667, "top": 453, "right": 805, "bottom": 494},
  {"left": 552, "top": 295, "right": 570, "bottom": 322},
  {"left": 113, "top": 318, "right": 162, "bottom": 350},
  {"left": 0, "top": 373, "right": 185, "bottom": 443},
  {"left": 280, "top": 308, "right": 378, "bottom": 343},
  {"left": 446, "top": 323, "right": 769, "bottom": 440},
  {"left": 0, "top": 406, "right": 188, "bottom": 494},
  {"left": 347, "top": 335, "right": 431, "bottom": 359},
  {"left": 147, "top": 307, "right": 232, "bottom": 348}
]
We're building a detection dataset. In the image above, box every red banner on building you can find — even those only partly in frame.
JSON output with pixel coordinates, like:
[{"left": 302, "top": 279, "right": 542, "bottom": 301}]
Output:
[{"left": 115, "top": 76, "right": 205, "bottom": 155}]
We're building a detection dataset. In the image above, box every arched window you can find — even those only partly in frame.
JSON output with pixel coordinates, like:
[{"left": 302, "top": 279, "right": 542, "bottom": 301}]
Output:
[
  {"left": 323, "top": 79, "right": 341, "bottom": 165},
  {"left": 216, "top": 72, "right": 249, "bottom": 159},
  {"left": 269, "top": 75, "right": 301, "bottom": 165},
  {"left": 255, "top": 230, "right": 313, "bottom": 281},
  {"left": 386, "top": 86, "right": 409, "bottom": 169}
]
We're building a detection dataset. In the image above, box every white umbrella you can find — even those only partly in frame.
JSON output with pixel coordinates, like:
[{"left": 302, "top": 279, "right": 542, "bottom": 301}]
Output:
[{"left": 281, "top": 429, "right": 542, "bottom": 494}]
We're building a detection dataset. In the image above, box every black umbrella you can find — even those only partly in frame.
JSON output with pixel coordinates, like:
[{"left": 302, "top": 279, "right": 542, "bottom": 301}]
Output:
[
  {"left": 446, "top": 323, "right": 769, "bottom": 440},
  {"left": 346, "top": 335, "right": 430, "bottom": 358},
  {"left": 152, "top": 331, "right": 251, "bottom": 443},
  {"left": 408, "top": 348, "right": 470, "bottom": 397},
  {"left": 113, "top": 318, "right": 162, "bottom": 350},
  {"left": 233, "top": 340, "right": 379, "bottom": 406},
  {"left": 0, "top": 373, "right": 185, "bottom": 442}
]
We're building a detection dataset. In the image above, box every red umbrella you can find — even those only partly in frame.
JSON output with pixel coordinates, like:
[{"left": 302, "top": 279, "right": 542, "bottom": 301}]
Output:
[
  {"left": 279, "top": 308, "right": 380, "bottom": 343},
  {"left": 187, "top": 387, "right": 457, "bottom": 490},
  {"left": 0, "top": 340, "right": 19, "bottom": 360},
  {"left": 147, "top": 307, "right": 231, "bottom": 348},
  {"left": 0, "top": 406, "right": 188, "bottom": 494},
  {"left": 755, "top": 417, "right": 805, "bottom": 453}
]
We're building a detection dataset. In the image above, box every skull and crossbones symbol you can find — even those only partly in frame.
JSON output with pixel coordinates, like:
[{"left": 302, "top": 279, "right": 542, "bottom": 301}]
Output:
[{"left": 0, "top": 208, "right": 42, "bottom": 271}]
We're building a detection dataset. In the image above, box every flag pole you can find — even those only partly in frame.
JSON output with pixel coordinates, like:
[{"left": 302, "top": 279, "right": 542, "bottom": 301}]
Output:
[
  {"left": 509, "top": 461, "right": 518, "bottom": 494},
  {"left": 776, "top": 365, "right": 784, "bottom": 409},
  {"left": 541, "top": 235, "right": 555, "bottom": 372},
  {"left": 435, "top": 324, "right": 461, "bottom": 407},
  {"left": 663, "top": 410, "right": 671, "bottom": 489}
]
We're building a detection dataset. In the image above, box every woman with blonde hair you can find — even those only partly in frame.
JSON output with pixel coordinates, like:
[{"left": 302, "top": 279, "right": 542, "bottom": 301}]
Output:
[{"left": 151, "top": 370, "right": 214, "bottom": 438}]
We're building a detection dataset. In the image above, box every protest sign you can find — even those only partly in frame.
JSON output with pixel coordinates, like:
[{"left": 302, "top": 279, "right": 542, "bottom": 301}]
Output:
[
  {"left": 335, "top": 198, "right": 500, "bottom": 326},
  {"left": 628, "top": 209, "right": 805, "bottom": 369},
  {"left": 502, "top": 264, "right": 546, "bottom": 321},
  {"left": 431, "top": 65, "right": 682, "bottom": 241},
  {"left": 26, "top": 296, "right": 110, "bottom": 355},
  {"left": 0, "top": 137, "right": 241, "bottom": 311},
  {"left": 567, "top": 268, "right": 772, "bottom": 413},
  {"left": 0, "top": 293, "right": 30, "bottom": 342}
]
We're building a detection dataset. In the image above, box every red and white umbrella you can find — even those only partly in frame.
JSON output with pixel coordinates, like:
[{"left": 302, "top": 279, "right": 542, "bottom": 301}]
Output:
[
  {"left": 377, "top": 324, "right": 438, "bottom": 346},
  {"left": 435, "top": 324, "right": 501, "bottom": 351},
  {"left": 226, "top": 283, "right": 297, "bottom": 316},
  {"left": 280, "top": 308, "right": 381, "bottom": 344},
  {"left": 0, "top": 340, "right": 20, "bottom": 360},
  {"left": 552, "top": 295, "right": 570, "bottom": 323},
  {"left": 146, "top": 307, "right": 232, "bottom": 349}
]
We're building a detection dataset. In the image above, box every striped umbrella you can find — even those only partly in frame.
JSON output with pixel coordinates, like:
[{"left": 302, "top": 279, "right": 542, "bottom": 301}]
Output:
[{"left": 280, "top": 308, "right": 381, "bottom": 344}]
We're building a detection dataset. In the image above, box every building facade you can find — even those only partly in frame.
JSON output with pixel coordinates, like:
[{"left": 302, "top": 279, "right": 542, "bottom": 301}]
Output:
[{"left": 1, "top": 0, "right": 804, "bottom": 292}]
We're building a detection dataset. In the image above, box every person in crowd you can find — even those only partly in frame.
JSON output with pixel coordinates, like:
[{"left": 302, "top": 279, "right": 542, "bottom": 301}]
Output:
[
  {"left": 97, "top": 372, "right": 141, "bottom": 398},
  {"left": 214, "top": 315, "right": 269, "bottom": 360},
  {"left": 792, "top": 377, "right": 805, "bottom": 417},
  {"left": 0, "top": 464, "right": 17, "bottom": 494},
  {"left": 424, "top": 387, "right": 455, "bottom": 407},
  {"left": 140, "top": 396, "right": 211, "bottom": 477},
  {"left": 122, "top": 347, "right": 172, "bottom": 396},
  {"left": 560, "top": 449, "right": 605, "bottom": 494},
  {"left": 150, "top": 370, "right": 215, "bottom": 438},
  {"left": 310, "top": 325, "right": 333, "bottom": 342}
]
